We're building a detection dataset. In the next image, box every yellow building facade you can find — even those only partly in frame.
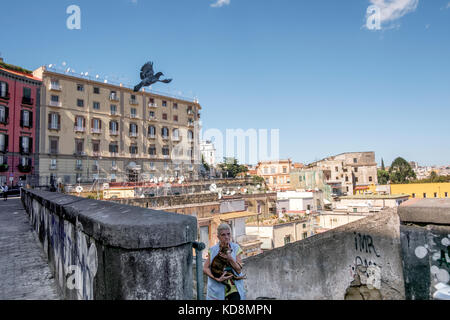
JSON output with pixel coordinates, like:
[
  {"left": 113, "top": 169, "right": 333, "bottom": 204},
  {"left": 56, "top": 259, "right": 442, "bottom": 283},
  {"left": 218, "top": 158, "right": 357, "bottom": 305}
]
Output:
[{"left": 390, "top": 183, "right": 450, "bottom": 199}]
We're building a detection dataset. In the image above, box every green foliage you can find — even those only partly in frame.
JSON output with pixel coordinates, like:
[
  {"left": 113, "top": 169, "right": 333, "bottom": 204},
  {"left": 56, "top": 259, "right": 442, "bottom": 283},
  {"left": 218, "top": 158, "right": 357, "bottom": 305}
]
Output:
[
  {"left": 201, "top": 154, "right": 210, "bottom": 172},
  {"left": 0, "top": 61, "right": 32, "bottom": 74},
  {"left": 377, "top": 169, "right": 390, "bottom": 185},
  {"left": 218, "top": 157, "right": 248, "bottom": 178},
  {"left": 381, "top": 158, "right": 385, "bottom": 171},
  {"left": 389, "top": 157, "right": 416, "bottom": 184},
  {"left": 410, "top": 174, "right": 450, "bottom": 184}
]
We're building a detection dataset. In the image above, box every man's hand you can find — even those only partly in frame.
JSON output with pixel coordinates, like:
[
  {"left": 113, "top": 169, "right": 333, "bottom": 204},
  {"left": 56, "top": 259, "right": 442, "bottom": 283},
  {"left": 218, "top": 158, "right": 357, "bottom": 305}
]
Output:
[{"left": 216, "top": 272, "right": 233, "bottom": 283}]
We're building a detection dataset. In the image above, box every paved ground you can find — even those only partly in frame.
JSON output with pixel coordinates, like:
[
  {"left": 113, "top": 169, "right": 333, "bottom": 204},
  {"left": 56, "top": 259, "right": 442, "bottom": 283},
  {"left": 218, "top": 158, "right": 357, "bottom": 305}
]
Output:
[{"left": 0, "top": 197, "right": 61, "bottom": 300}]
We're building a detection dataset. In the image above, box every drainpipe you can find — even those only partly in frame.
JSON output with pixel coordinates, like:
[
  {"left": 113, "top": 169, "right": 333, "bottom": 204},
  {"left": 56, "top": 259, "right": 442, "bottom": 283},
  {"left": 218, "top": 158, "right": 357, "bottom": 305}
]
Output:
[{"left": 193, "top": 241, "right": 206, "bottom": 300}]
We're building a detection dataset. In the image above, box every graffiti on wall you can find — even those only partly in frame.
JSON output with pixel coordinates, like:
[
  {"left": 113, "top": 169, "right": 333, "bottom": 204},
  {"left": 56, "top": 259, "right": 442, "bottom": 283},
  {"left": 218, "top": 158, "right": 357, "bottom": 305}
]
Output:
[
  {"left": 349, "top": 233, "right": 382, "bottom": 290},
  {"left": 30, "top": 199, "right": 98, "bottom": 300},
  {"left": 414, "top": 235, "right": 450, "bottom": 300}
]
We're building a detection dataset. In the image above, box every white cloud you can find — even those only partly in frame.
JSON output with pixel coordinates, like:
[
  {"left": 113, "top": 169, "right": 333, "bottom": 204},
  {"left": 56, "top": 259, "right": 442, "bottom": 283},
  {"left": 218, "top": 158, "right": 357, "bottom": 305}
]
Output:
[
  {"left": 368, "top": 0, "right": 419, "bottom": 27},
  {"left": 211, "top": 0, "right": 230, "bottom": 8}
]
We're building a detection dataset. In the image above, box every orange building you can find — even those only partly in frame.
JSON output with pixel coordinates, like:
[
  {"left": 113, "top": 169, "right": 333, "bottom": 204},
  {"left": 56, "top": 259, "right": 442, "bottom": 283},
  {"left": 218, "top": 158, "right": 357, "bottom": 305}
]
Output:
[{"left": 256, "top": 159, "right": 292, "bottom": 191}]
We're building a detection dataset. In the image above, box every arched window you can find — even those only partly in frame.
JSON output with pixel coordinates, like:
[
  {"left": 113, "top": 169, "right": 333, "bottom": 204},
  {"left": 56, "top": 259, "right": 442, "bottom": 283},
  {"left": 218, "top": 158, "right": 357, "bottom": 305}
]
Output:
[
  {"left": 148, "top": 125, "right": 156, "bottom": 137},
  {"left": 162, "top": 127, "right": 169, "bottom": 138}
]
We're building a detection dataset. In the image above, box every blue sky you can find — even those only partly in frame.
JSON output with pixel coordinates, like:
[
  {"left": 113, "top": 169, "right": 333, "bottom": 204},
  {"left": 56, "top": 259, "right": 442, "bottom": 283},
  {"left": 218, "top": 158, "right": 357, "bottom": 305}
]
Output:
[{"left": 1, "top": 0, "right": 449, "bottom": 166}]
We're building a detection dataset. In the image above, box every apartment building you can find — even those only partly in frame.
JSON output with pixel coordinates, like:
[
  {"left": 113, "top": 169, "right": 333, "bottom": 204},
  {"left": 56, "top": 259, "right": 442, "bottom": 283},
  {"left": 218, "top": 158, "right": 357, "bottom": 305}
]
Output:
[
  {"left": 0, "top": 61, "right": 41, "bottom": 186},
  {"left": 256, "top": 159, "right": 292, "bottom": 191},
  {"left": 32, "top": 66, "right": 201, "bottom": 186},
  {"left": 303, "top": 152, "right": 378, "bottom": 196}
]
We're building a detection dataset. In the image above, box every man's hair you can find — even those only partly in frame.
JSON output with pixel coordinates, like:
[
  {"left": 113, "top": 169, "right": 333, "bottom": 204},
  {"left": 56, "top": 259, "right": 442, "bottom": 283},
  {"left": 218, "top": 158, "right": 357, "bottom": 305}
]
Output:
[{"left": 217, "top": 223, "right": 231, "bottom": 235}]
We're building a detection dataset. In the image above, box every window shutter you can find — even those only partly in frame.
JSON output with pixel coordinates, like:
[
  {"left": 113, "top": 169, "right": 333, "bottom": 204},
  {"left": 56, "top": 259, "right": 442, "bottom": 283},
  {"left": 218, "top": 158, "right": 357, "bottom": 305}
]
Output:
[
  {"left": 48, "top": 114, "right": 52, "bottom": 130},
  {"left": 19, "top": 137, "right": 23, "bottom": 153},
  {"left": 29, "top": 112, "right": 33, "bottom": 128},
  {"left": 28, "top": 158, "right": 32, "bottom": 167},
  {"left": 29, "top": 138, "right": 33, "bottom": 153},
  {"left": 57, "top": 114, "right": 61, "bottom": 129},
  {"left": 136, "top": 125, "right": 138, "bottom": 134},
  {"left": 109, "top": 121, "right": 112, "bottom": 130},
  {"left": 5, "top": 135, "right": 8, "bottom": 152},
  {"left": 99, "top": 119, "right": 102, "bottom": 130},
  {"left": 82, "top": 117, "right": 86, "bottom": 128},
  {"left": 20, "top": 110, "right": 24, "bottom": 127},
  {"left": 5, "top": 107, "right": 9, "bottom": 123},
  {"left": 91, "top": 119, "right": 94, "bottom": 129}
]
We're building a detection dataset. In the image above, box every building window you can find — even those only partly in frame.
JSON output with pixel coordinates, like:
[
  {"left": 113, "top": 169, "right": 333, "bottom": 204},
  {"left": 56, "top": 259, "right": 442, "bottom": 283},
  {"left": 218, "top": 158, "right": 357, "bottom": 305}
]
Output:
[
  {"left": 271, "top": 167, "right": 276, "bottom": 174},
  {"left": 75, "top": 139, "right": 84, "bottom": 154},
  {"left": 188, "top": 130, "right": 194, "bottom": 141},
  {"left": 130, "top": 108, "right": 137, "bottom": 118},
  {"left": 77, "top": 99, "right": 84, "bottom": 107},
  {"left": 149, "top": 111, "right": 155, "bottom": 119},
  {"left": 162, "top": 127, "right": 169, "bottom": 139},
  {"left": 75, "top": 116, "right": 85, "bottom": 131},
  {"left": 109, "top": 121, "right": 119, "bottom": 134},
  {"left": 92, "top": 141, "right": 100, "bottom": 154},
  {"left": 307, "top": 204, "right": 311, "bottom": 211},
  {"left": 0, "top": 82, "right": 9, "bottom": 98},
  {"left": 353, "top": 158, "right": 357, "bottom": 164},
  {"left": 434, "top": 192, "right": 438, "bottom": 198},
  {"left": 355, "top": 177, "right": 359, "bottom": 183},
  {"left": 164, "top": 162, "right": 169, "bottom": 170},
  {"left": 110, "top": 104, "right": 117, "bottom": 115},
  {"left": 91, "top": 118, "right": 102, "bottom": 133},
  {"left": 423, "top": 193, "right": 427, "bottom": 198},
  {"left": 173, "top": 115, "right": 178, "bottom": 122},
  {"left": 173, "top": 103, "right": 178, "bottom": 109},
  {"left": 51, "top": 95, "right": 59, "bottom": 102},
  {"left": 93, "top": 87, "right": 100, "bottom": 94},
  {"left": 148, "top": 125, "right": 156, "bottom": 137},
  {"left": 109, "top": 143, "right": 118, "bottom": 154},
  {"left": 0, "top": 134, "right": 8, "bottom": 153},
  {"left": 354, "top": 167, "right": 358, "bottom": 173},
  {"left": 77, "top": 84, "right": 84, "bottom": 92},
  {"left": 412, "top": 193, "right": 416, "bottom": 198},
  {"left": 50, "top": 158, "right": 57, "bottom": 170},
  {"left": 162, "top": 100, "right": 167, "bottom": 107},
  {"left": 19, "top": 110, "right": 32, "bottom": 128},
  {"left": 369, "top": 176, "right": 373, "bottom": 182},
  {"left": 172, "top": 128, "right": 179, "bottom": 139},
  {"left": 345, "top": 176, "right": 349, "bottom": 182},
  {"left": 129, "top": 123, "right": 138, "bottom": 136},
  {"left": 284, "top": 235, "right": 291, "bottom": 245},
  {"left": 22, "top": 87, "right": 32, "bottom": 104},
  {"left": 0, "top": 105, "right": 8, "bottom": 124},
  {"left": 162, "top": 146, "right": 170, "bottom": 156},
  {"left": 303, "top": 232, "right": 308, "bottom": 239},
  {"left": 445, "top": 192, "right": 448, "bottom": 198},
  {"left": 129, "top": 145, "right": 138, "bottom": 154},
  {"left": 49, "top": 137, "right": 58, "bottom": 154},
  {"left": 20, "top": 136, "right": 32, "bottom": 154},
  {"left": 162, "top": 113, "right": 167, "bottom": 120},
  {"left": 149, "top": 145, "right": 156, "bottom": 156},
  {"left": 283, "top": 167, "right": 287, "bottom": 173},
  {"left": 273, "top": 177, "right": 277, "bottom": 184},
  {"left": 303, "top": 224, "right": 306, "bottom": 228},
  {"left": 48, "top": 113, "right": 60, "bottom": 130},
  {"left": 335, "top": 166, "right": 338, "bottom": 172},
  {"left": 93, "top": 102, "right": 100, "bottom": 110}
]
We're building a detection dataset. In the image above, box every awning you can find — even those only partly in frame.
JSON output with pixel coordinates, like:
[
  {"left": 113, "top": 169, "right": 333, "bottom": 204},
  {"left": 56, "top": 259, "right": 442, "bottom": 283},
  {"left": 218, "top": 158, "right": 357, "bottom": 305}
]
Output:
[{"left": 219, "top": 211, "right": 260, "bottom": 221}]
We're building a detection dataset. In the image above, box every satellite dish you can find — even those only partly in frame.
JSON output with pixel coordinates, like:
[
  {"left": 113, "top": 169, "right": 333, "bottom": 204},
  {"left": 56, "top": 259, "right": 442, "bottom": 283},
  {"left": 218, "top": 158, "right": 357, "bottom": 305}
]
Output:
[
  {"left": 76, "top": 186, "right": 83, "bottom": 193},
  {"left": 230, "top": 191, "right": 236, "bottom": 196},
  {"left": 96, "top": 75, "right": 99, "bottom": 79},
  {"left": 85, "top": 72, "right": 89, "bottom": 76},
  {"left": 104, "top": 80, "right": 108, "bottom": 83},
  {"left": 103, "top": 183, "right": 109, "bottom": 189},
  {"left": 164, "top": 177, "right": 168, "bottom": 182},
  {"left": 62, "top": 62, "right": 67, "bottom": 67},
  {"left": 169, "top": 177, "right": 174, "bottom": 182},
  {"left": 66, "top": 68, "right": 71, "bottom": 73},
  {"left": 48, "top": 64, "right": 53, "bottom": 68},
  {"left": 218, "top": 191, "right": 222, "bottom": 200},
  {"left": 180, "top": 176, "right": 185, "bottom": 182},
  {"left": 158, "top": 177, "right": 163, "bottom": 182},
  {"left": 209, "top": 184, "right": 217, "bottom": 193}
]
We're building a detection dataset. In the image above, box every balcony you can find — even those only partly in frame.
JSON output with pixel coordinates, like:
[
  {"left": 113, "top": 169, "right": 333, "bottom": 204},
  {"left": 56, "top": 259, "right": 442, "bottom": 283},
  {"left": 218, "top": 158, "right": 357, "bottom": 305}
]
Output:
[
  {"left": 149, "top": 154, "right": 157, "bottom": 159},
  {"left": 148, "top": 102, "right": 158, "bottom": 108},
  {"left": 0, "top": 164, "right": 8, "bottom": 172},
  {"left": 130, "top": 132, "right": 138, "bottom": 138},
  {"left": 111, "top": 166, "right": 118, "bottom": 171},
  {"left": 93, "top": 152, "right": 101, "bottom": 157},
  {"left": 91, "top": 128, "right": 102, "bottom": 134},
  {"left": 172, "top": 136, "right": 181, "bottom": 142},
  {"left": 18, "top": 164, "right": 32, "bottom": 173},
  {"left": 49, "top": 100, "right": 62, "bottom": 107},
  {"left": 49, "top": 84, "right": 62, "bottom": 91},
  {"left": 130, "top": 114, "right": 138, "bottom": 119},
  {"left": 162, "top": 135, "right": 169, "bottom": 141},
  {"left": 74, "top": 151, "right": 87, "bottom": 156},
  {"left": 110, "top": 130, "right": 119, "bottom": 136},
  {"left": 22, "top": 97, "right": 34, "bottom": 105},
  {"left": 162, "top": 154, "right": 170, "bottom": 159},
  {"left": 130, "top": 99, "right": 139, "bottom": 105},
  {"left": 109, "top": 94, "right": 119, "bottom": 102},
  {"left": 74, "top": 127, "right": 86, "bottom": 133},
  {"left": 110, "top": 111, "right": 120, "bottom": 117},
  {"left": 148, "top": 116, "right": 157, "bottom": 121},
  {"left": 49, "top": 164, "right": 57, "bottom": 171},
  {"left": 148, "top": 134, "right": 156, "bottom": 139},
  {"left": 188, "top": 120, "right": 194, "bottom": 127},
  {"left": 0, "top": 92, "right": 10, "bottom": 101}
]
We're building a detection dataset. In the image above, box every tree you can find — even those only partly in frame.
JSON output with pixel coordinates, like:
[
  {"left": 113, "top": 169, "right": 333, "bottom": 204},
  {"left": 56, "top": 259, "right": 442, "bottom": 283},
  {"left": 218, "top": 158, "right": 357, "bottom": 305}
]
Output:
[
  {"left": 381, "top": 158, "right": 385, "bottom": 171},
  {"left": 389, "top": 157, "right": 416, "bottom": 184},
  {"left": 429, "top": 171, "right": 438, "bottom": 182},
  {"left": 377, "top": 169, "right": 390, "bottom": 185},
  {"left": 218, "top": 157, "right": 248, "bottom": 178}
]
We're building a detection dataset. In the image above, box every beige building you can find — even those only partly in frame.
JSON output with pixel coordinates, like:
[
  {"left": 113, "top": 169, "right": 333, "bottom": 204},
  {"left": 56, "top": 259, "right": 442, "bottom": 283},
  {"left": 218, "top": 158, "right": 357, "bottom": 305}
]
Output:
[
  {"left": 32, "top": 66, "right": 201, "bottom": 185},
  {"left": 304, "top": 152, "right": 378, "bottom": 196},
  {"left": 256, "top": 159, "right": 292, "bottom": 191}
]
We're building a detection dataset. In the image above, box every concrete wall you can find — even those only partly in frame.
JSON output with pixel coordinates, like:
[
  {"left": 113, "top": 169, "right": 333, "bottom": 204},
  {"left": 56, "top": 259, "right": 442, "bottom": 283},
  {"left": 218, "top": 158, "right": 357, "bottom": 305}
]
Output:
[
  {"left": 243, "top": 210, "right": 405, "bottom": 300},
  {"left": 21, "top": 189, "right": 197, "bottom": 300},
  {"left": 398, "top": 199, "right": 450, "bottom": 300}
]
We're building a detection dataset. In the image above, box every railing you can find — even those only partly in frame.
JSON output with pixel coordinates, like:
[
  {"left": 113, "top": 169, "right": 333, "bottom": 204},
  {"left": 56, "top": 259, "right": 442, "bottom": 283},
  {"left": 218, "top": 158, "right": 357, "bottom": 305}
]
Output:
[
  {"left": 50, "top": 84, "right": 62, "bottom": 91},
  {"left": 110, "top": 111, "right": 120, "bottom": 116},
  {"left": 74, "top": 127, "right": 86, "bottom": 133},
  {"left": 91, "top": 128, "right": 102, "bottom": 134},
  {"left": 130, "top": 114, "right": 138, "bottom": 119},
  {"left": 109, "top": 94, "right": 119, "bottom": 101},
  {"left": 49, "top": 100, "right": 62, "bottom": 107},
  {"left": 130, "top": 99, "right": 139, "bottom": 105},
  {"left": 22, "top": 97, "right": 34, "bottom": 105},
  {"left": 172, "top": 136, "right": 181, "bottom": 142},
  {"left": 110, "top": 130, "right": 119, "bottom": 136},
  {"left": 130, "top": 132, "right": 138, "bottom": 138},
  {"left": 0, "top": 92, "right": 10, "bottom": 100},
  {"left": 148, "top": 103, "right": 158, "bottom": 108},
  {"left": 148, "top": 134, "right": 156, "bottom": 139},
  {"left": 0, "top": 117, "right": 9, "bottom": 125},
  {"left": 49, "top": 164, "right": 57, "bottom": 170}
]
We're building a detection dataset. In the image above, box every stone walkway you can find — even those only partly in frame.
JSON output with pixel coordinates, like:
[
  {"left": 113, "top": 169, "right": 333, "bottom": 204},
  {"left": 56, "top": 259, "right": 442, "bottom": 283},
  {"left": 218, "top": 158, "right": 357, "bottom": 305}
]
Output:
[{"left": 0, "top": 197, "right": 61, "bottom": 300}]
